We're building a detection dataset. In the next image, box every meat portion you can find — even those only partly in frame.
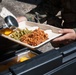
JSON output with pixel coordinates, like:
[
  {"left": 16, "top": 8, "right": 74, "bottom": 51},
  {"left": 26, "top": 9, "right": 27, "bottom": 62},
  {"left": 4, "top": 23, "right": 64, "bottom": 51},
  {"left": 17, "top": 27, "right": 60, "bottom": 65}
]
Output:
[{"left": 20, "top": 28, "right": 48, "bottom": 46}]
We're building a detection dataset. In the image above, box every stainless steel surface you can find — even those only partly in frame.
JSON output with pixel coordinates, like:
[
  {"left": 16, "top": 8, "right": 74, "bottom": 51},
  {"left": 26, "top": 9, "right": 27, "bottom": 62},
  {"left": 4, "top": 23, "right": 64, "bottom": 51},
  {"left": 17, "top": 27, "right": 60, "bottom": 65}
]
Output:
[
  {"left": 4, "top": 16, "right": 18, "bottom": 28},
  {"left": 0, "top": 50, "right": 37, "bottom": 72}
]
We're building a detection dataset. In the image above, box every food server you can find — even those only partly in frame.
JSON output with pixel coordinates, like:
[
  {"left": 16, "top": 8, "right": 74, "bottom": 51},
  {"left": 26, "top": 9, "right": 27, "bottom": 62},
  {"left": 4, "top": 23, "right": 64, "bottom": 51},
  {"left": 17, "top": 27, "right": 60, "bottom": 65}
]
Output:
[{"left": 0, "top": 35, "right": 76, "bottom": 75}]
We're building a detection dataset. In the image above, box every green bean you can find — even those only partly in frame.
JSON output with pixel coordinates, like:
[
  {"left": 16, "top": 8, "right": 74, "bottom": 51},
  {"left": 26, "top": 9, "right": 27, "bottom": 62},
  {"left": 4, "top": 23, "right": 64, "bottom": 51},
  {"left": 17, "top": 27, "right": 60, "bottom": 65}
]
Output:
[{"left": 10, "top": 28, "right": 32, "bottom": 40}]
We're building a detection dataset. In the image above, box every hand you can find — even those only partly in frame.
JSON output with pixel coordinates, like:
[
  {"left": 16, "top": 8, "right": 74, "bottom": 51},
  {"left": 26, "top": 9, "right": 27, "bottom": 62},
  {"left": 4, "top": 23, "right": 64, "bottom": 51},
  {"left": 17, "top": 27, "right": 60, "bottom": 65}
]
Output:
[
  {"left": 52, "top": 29, "right": 76, "bottom": 46},
  {"left": 17, "top": 16, "right": 27, "bottom": 22}
]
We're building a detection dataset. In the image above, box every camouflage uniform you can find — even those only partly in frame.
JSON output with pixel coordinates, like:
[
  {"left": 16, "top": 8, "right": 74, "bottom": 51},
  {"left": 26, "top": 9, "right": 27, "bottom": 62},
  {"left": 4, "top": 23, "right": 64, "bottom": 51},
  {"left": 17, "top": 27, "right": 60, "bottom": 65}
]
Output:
[
  {"left": 28, "top": 0, "right": 76, "bottom": 31},
  {"left": 0, "top": 0, "right": 2, "bottom": 2}
]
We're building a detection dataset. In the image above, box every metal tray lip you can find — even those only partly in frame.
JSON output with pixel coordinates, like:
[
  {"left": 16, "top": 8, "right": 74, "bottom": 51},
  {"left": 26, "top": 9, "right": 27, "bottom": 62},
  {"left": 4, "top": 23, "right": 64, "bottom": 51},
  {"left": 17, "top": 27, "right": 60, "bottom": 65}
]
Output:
[
  {"left": 1, "top": 21, "right": 62, "bottom": 49},
  {"left": 0, "top": 49, "right": 38, "bottom": 65}
]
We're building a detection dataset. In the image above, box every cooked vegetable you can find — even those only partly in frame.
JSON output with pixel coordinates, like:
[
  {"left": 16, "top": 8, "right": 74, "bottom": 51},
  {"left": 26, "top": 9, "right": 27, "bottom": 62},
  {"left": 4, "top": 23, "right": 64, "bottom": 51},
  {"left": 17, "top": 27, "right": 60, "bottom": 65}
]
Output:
[{"left": 10, "top": 28, "right": 32, "bottom": 40}]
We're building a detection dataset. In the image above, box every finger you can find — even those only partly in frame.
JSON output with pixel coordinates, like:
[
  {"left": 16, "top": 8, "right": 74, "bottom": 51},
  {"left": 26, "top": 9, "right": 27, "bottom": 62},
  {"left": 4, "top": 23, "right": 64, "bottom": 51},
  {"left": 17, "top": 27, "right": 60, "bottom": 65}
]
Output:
[
  {"left": 53, "top": 34, "right": 70, "bottom": 41},
  {"left": 58, "top": 29, "right": 74, "bottom": 34}
]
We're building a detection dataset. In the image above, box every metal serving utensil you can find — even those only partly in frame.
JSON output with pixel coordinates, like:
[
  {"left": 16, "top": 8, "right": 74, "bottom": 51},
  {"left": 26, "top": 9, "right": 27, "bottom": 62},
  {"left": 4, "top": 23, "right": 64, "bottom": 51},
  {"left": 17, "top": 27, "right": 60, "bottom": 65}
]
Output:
[{"left": 0, "top": 15, "right": 18, "bottom": 30}]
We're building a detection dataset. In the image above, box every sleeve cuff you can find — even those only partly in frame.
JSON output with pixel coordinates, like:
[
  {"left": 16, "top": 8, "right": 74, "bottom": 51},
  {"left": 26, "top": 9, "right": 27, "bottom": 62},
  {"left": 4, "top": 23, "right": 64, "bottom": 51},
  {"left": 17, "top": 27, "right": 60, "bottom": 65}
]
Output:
[{"left": 73, "top": 28, "right": 76, "bottom": 32}]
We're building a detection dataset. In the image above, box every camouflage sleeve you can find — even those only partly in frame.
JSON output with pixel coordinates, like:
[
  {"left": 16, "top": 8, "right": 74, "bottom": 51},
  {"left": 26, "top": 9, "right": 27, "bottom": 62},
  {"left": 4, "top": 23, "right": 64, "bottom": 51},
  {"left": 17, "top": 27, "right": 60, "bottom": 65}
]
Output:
[
  {"left": 39, "top": 0, "right": 61, "bottom": 15},
  {"left": 48, "top": 0, "right": 62, "bottom": 15},
  {"left": 73, "top": 28, "right": 76, "bottom": 32},
  {"left": 73, "top": 28, "right": 76, "bottom": 41}
]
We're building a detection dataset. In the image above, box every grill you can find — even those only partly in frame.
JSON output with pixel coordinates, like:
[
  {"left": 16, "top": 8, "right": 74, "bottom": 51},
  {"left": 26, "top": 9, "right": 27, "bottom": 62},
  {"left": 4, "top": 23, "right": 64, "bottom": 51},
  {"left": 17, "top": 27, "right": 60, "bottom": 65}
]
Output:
[{"left": 0, "top": 35, "right": 76, "bottom": 75}]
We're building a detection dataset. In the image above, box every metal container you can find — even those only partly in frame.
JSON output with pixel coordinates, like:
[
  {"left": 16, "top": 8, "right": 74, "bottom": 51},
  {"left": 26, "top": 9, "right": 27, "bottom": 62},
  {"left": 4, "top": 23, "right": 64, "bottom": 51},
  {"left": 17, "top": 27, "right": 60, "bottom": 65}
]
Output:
[{"left": 0, "top": 36, "right": 76, "bottom": 75}]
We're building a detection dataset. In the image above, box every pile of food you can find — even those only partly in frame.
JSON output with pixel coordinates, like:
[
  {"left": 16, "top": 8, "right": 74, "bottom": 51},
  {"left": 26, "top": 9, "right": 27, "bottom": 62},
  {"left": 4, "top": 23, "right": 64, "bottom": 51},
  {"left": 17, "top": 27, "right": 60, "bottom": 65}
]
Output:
[
  {"left": 10, "top": 28, "right": 32, "bottom": 40},
  {"left": 10, "top": 28, "right": 48, "bottom": 46},
  {"left": 20, "top": 28, "right": 48, "bottom": 46}
]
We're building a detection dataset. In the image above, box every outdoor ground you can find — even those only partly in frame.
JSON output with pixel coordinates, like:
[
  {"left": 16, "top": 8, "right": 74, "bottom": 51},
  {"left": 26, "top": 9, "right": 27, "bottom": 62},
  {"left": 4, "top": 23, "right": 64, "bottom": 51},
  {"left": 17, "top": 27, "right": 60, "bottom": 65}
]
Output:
[{"left": 0, "top": 0, "right": 54, "bottom": 53}]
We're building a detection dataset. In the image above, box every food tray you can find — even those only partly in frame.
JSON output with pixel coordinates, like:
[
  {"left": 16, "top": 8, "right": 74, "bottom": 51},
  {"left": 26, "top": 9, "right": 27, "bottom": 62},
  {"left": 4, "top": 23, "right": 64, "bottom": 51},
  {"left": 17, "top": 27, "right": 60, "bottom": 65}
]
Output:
[
  {"left": 0, "top": 50, "right": 37, "bottom": 72},
  {"left": 1, "top": 21, "right": 61, "bottom": 49}
]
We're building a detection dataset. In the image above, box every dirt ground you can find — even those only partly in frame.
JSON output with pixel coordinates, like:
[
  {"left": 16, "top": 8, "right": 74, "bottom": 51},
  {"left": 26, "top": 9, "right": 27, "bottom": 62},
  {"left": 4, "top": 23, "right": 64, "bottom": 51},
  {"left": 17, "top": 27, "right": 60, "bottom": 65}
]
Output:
[{"left": 0, "top": 0, "right": 54, "bottom": 53}]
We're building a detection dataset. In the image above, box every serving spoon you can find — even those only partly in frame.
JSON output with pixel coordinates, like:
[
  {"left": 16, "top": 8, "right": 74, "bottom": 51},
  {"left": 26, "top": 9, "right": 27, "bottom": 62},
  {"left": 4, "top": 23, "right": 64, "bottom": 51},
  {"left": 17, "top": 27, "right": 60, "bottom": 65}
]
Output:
[{"left": 0, "top": 15, "right": 18, "bottom": 30}]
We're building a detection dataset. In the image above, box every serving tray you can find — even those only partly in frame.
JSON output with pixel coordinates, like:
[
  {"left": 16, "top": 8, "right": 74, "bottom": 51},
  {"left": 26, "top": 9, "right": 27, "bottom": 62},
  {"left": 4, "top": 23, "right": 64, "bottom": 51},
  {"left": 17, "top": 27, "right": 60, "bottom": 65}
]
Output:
[{"left": 1, "top": 20, "right": 61, "bottom": 49}]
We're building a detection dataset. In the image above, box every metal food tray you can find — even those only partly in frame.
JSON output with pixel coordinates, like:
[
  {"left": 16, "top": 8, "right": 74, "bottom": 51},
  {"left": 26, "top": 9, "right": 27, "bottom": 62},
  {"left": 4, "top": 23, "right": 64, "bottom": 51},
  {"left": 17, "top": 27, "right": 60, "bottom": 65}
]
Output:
[{"left": 0, "top": 50, "right": 37, "bottom": 72}]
